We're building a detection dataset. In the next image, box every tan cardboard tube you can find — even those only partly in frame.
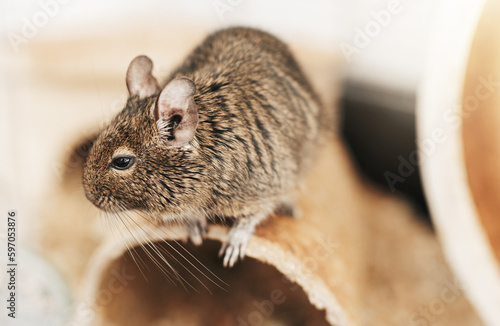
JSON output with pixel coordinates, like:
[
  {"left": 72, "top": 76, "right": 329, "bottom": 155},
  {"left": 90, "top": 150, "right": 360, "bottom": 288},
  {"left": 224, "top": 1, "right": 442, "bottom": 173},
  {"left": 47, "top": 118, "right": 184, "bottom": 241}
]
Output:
[
  {"left": 418, "top": 0, "right": 500, "bottom": 324},
  {"left": 38, "top": 138, "right": 480, "bottom": 326}
]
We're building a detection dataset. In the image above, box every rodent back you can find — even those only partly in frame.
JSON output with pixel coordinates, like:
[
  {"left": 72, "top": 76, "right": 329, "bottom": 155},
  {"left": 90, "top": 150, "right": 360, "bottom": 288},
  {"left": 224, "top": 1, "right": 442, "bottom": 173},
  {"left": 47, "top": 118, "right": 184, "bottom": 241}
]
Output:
[
  {"left": 167, "top": 28, "right": 323, "bottom": 205},
  {"left": 82, "top": 27, "right": 323, "bottom": 215}
]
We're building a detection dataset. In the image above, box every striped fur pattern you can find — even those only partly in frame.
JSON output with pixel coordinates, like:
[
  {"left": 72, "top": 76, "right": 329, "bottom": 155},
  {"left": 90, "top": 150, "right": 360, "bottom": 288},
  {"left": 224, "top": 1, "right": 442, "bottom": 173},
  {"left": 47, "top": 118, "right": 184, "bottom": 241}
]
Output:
[{"left": 83, "top": 27, "right": 324, "bottom": 266}]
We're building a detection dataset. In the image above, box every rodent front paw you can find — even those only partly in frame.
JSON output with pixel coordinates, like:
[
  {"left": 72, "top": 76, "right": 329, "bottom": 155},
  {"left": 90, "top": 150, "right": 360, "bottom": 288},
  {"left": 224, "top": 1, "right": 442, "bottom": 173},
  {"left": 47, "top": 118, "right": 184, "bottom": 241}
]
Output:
[{"left": 218, "top": 226, "right": 253, "bottom": 268}]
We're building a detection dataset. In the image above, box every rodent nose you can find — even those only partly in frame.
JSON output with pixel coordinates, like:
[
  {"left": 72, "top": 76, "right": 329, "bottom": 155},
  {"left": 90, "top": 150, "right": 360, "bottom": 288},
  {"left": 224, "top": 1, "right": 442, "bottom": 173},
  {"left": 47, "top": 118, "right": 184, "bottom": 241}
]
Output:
[
  {"left": 85, "top": 182, "right": 116, "bottom": 211},
  {"left": 82, "top": 176, "right": 103, "bottom": 208},
  {"left": 83, "top": 185, "right": 99, "bottom": 206}
]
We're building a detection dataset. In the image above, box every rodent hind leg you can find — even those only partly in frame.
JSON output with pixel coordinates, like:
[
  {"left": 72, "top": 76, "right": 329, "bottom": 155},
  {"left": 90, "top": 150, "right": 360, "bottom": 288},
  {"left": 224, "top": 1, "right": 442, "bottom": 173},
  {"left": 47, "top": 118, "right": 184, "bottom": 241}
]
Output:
[
  {"left": 218, "top": 211, "right": 269, "bottom": 268},
  {"left": 274, "top": 196, "right": 301, "bottom": 218},
  {"left": 187, "top": 215, "right": 208, "bottom": 246}
]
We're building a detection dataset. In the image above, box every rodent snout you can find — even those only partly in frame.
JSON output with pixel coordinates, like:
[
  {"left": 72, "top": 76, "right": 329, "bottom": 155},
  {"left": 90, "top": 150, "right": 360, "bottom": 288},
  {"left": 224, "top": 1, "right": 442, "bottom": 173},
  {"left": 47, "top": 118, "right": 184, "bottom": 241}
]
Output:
[{"left": 82, "top": 174, "right": 113, "bottom": 211}]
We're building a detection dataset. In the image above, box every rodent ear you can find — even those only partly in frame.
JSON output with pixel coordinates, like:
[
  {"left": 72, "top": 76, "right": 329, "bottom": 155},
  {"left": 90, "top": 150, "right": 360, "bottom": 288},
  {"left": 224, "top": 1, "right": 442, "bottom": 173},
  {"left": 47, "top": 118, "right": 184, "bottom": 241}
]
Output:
[
  {"left": 156, "top": 77, "right": 198, "bottom": 147},
  {"left": 126, "top": 55, "right": 160, "bottom": 99}
]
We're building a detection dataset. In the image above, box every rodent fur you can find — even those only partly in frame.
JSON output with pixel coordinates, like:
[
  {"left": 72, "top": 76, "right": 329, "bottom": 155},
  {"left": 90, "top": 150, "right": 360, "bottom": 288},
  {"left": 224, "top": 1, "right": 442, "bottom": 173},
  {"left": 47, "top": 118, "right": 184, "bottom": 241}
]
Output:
[{"left": 83, "top": 27, "right": 325, "bottom": 266}]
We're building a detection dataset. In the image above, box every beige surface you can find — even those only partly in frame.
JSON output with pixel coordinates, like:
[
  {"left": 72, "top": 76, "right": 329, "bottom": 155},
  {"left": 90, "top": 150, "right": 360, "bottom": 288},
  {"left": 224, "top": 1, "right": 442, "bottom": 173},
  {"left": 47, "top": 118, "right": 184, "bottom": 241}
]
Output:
[{"left": 8, "top": 25, "right": 481, "bottom": 325}]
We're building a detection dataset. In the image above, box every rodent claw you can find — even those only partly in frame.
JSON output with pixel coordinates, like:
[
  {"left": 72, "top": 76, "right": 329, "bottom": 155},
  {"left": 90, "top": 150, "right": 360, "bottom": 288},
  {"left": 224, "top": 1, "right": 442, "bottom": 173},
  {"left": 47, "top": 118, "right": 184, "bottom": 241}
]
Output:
[
  {"left": 218, "top": 242, "right": 228, "bottom": 258},
  {"left": 220, "top": 226, "right": 253, "bottom": 267},
  {"left": 239, "top": 244, "right": 247, "bottom": 259},
  {"left": 223, "top": 246, "right": 234, "bottom": 267}
]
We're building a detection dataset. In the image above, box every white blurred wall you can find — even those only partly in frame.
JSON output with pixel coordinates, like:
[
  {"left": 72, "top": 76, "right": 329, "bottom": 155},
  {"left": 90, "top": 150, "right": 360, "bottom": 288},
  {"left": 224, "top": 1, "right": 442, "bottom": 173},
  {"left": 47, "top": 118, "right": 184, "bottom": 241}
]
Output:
[
  {"left": 0, "top": 0, "right": 344, "bottom": 51},
  {"left": 0, "top": 0, "right": 443, "bottom": 90}
]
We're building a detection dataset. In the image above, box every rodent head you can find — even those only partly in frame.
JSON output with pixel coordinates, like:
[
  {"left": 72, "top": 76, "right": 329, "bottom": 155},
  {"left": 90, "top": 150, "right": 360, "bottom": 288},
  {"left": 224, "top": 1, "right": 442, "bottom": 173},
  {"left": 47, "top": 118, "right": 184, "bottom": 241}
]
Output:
[{"left": 83, "top": 55, "right": 204, "bottom": 215}]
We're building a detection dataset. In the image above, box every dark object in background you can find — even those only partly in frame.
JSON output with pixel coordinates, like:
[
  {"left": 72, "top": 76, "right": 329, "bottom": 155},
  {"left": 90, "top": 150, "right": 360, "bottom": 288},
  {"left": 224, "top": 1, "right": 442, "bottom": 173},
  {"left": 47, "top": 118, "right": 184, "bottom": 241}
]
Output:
[{"left": 340, "top": 80, "right": 429, "bottom": 220}]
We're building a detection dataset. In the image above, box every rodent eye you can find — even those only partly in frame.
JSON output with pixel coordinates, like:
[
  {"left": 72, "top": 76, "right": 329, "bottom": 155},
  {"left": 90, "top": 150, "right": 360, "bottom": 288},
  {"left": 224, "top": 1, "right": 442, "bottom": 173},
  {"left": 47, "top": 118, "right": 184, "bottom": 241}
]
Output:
[{"left": 111, "top": 156, "right": 135, "bottom": 170}]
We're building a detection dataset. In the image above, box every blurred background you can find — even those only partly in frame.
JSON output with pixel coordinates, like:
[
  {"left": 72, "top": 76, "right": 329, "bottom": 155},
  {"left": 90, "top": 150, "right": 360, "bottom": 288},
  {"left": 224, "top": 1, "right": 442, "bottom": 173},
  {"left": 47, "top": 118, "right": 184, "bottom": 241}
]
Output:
[
  {"left": 0, "top": 0, "right": 443, "bottom": 231},
  {"left": 2, "top": 1, "right": 499, "bottom": 325}
]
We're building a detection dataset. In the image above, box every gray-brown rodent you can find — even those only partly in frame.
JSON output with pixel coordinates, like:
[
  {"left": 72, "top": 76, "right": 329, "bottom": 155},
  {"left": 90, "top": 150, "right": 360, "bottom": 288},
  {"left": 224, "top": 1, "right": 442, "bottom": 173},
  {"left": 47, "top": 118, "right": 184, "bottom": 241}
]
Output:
[{"left": 82, "top": 27, "right": 325, "bottom": 267}]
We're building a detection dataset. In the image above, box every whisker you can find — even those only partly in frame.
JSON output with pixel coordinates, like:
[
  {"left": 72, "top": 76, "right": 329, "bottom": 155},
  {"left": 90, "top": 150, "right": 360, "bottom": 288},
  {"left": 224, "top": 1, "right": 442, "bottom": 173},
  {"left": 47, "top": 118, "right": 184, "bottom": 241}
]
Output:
[
  {"left": 110, "top": 209, "right": 150, "bottom": 282},
  {"left": 115, "top": 210, "right": 182, "bottom": 287},
  {"left": 118, "top": 209, "right": 196, "bottom": 292},
  {"left": 131, "top": 209, "right": 228, "bottom": 291}
]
